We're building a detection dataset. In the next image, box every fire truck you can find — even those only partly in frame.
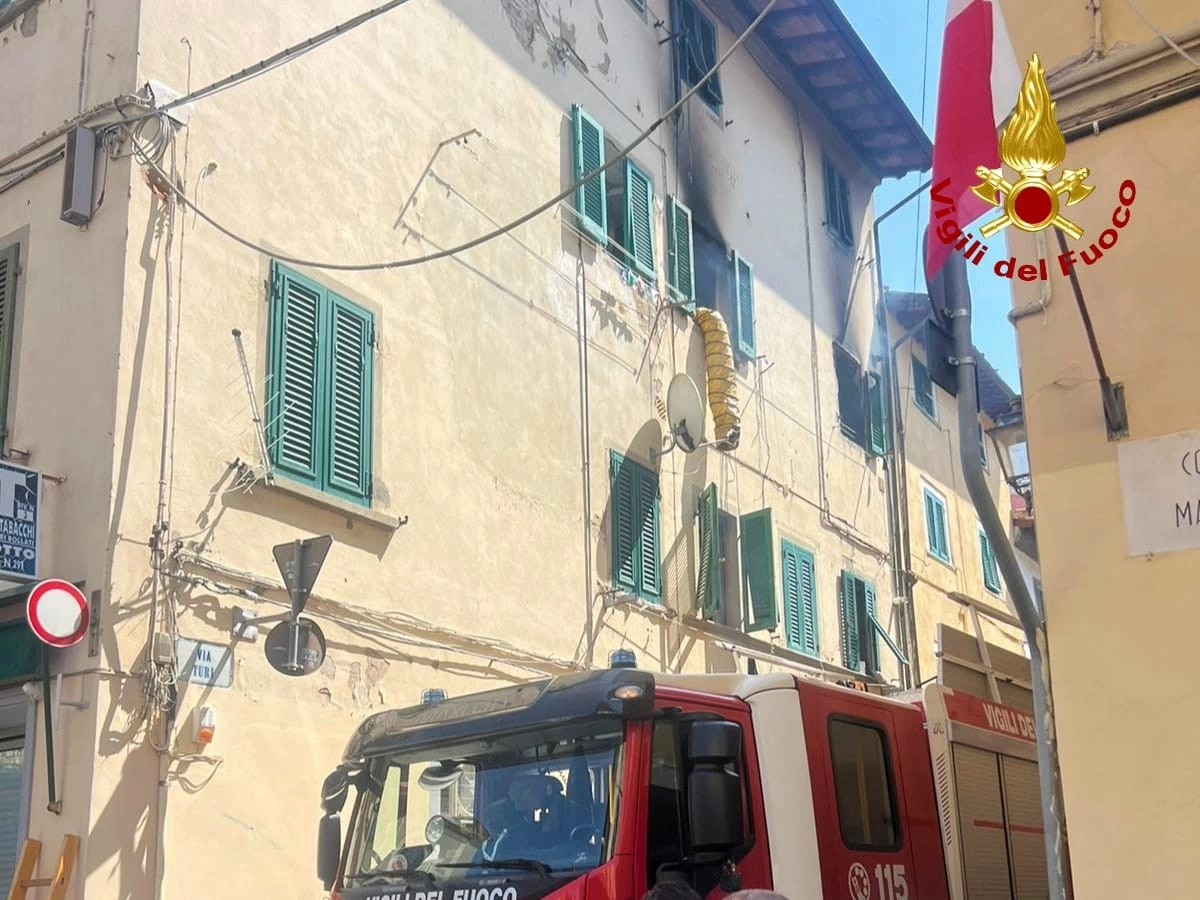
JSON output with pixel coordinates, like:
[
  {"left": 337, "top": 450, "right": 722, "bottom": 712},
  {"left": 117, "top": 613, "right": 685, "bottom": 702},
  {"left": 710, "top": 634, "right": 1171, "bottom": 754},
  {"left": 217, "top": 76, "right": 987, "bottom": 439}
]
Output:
[{"left": 317, "top": 649, "right": 1047, "bottom": 900}]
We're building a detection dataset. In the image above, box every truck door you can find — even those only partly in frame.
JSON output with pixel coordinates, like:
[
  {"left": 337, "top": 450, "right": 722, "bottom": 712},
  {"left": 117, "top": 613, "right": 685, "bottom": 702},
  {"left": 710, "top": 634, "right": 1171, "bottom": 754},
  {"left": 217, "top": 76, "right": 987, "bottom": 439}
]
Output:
[{"left": 799, "top": 685, "right": 932, "bottom": 900}]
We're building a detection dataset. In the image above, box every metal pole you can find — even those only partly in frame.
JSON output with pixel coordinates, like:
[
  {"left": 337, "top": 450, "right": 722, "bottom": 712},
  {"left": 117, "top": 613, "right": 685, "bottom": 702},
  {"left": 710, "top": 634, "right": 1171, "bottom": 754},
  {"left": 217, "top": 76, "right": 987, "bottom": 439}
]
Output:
[
  {"left": 40, "top": 646, "right": 60, "bottom": 814},
  {"left": 935, "top": 232, "right": 1073, "bottom": 900}
]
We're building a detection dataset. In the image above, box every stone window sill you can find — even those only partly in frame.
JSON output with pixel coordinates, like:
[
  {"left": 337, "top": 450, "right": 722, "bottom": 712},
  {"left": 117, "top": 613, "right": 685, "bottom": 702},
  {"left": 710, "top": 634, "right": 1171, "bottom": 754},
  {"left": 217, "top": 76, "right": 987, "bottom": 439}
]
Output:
[{"left": 261, "top": 475, "right": 404, "bottom": 532}]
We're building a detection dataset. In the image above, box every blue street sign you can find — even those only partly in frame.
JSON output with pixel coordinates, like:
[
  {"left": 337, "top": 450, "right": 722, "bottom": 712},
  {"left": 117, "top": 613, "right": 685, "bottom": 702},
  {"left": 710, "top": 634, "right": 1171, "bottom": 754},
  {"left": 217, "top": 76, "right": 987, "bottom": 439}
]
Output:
[{"left": 0, "top": 460, "right": 40, "bottom": 580}]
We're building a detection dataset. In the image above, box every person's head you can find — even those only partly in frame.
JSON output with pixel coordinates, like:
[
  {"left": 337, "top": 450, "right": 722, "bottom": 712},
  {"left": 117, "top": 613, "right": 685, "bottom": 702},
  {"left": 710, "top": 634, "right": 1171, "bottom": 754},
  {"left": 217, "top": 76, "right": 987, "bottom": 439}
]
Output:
[{"left": 642, "top": 881, "right": 702, "bottom": 900}]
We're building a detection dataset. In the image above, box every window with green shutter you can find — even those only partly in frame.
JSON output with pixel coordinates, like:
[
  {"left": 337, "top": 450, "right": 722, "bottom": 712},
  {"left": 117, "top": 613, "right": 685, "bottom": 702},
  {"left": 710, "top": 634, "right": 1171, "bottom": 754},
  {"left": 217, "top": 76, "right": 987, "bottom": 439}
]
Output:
[
  {"left": 822, "top": 156, "right": 853, "bottom": 246},
  {"left": 671, "top": 0, "right": 723, "bottom": 114},
  {"left": 266, "top": 261, "right": 375, "bottom": 506},
  {"left": 667, "top": 196, "right": 695, "bottom": 309},
  {"left": 980, "top": 528, "right": 1002, "bottom": 594},
  {"left": 781, "top": 541, "right": 817, "bottom": 656},
  {"left": 0, "top": 243, "right": 19, "bottom": 441},
  {"left": 922, "top": 485, "right": 951, "bottom": 564},
  {"left": 740, "top": 509, "right": 776, "bottom": 633},
  {"left": 610, "top": 451, "right": 661, "bottom": 602},
  {"left": 834, "top": 342, "right": 866, "bottom": 448},
  {"left": 623, "top": 160, "right": 655, "bottom": 278},
  {"left": 913, "top": 356, "right": 936, "bottom": 420},
  {"left": 839, "top": 571, "right": 879, "bottom": 674},
  {"left": 571, "top": 104, "right": 607, "bottom": 245},
  {"left": 978, "top": 421, "right": 989, "bottom": 469},
  {"left": 732, "top": 252, "right": 755, "bottom": 360},
  {"left": 867, "top": 373, "right": 889, "bottom": 456}
]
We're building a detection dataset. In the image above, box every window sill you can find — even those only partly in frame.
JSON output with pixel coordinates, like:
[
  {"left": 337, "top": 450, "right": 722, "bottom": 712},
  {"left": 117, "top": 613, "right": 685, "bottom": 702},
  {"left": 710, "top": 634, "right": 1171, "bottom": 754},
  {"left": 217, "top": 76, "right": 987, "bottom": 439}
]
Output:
[
  {"left": 916, "top": 403, "right": 939, "bottom": 425},
  {"left": 261, "top": 475, "right": 404, "bottom": 532},
  {"left": 927, "top": 551, "right": 954, "bottom": 570}
]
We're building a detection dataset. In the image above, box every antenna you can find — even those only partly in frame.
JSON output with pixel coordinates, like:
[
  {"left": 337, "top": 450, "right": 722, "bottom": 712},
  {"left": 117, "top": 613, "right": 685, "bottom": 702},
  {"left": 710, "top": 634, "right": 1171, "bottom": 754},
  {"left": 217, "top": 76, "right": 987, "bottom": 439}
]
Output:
[{"left": 652, "top": 374, "right": 706, "bottom": 459}]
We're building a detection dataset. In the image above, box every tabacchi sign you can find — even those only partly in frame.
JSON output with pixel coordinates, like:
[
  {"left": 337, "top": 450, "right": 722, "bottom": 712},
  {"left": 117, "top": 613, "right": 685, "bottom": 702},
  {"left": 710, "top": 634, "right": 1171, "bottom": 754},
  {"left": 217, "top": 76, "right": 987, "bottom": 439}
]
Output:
[{"left": 931, "top": 52, "right": 1137, "bottom": 280}]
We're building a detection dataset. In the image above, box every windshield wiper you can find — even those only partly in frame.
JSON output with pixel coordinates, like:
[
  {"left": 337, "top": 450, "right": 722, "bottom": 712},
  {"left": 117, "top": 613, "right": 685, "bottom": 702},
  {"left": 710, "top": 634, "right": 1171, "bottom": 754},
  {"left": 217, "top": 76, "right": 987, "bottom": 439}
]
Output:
[
  {"left": 351, "top": 868, "right": 437, "bottom": 887},
  {"left": 439, "top": 859, "right": 553, "bottom": 878}
]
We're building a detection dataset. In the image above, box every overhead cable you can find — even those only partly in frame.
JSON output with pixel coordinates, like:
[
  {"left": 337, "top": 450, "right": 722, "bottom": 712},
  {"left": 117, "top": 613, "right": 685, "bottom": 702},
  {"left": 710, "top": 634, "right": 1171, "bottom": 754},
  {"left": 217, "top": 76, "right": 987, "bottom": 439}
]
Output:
[{"left": 139, "top": 0, "right": 781, "bottom": 273}]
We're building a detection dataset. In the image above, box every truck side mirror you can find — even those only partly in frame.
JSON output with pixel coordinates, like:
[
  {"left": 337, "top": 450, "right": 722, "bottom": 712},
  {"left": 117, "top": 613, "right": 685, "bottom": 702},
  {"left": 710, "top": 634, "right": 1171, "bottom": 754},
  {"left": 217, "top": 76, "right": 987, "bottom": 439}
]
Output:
[
  {"left": 321, "top": 767, "right": 349, "bottom": 815},
  {"left": 685, "top": 720, "right": 745, "bottom": 852},
  {"left": 318, "top": 813, "right": 342, "bottom": 890}
]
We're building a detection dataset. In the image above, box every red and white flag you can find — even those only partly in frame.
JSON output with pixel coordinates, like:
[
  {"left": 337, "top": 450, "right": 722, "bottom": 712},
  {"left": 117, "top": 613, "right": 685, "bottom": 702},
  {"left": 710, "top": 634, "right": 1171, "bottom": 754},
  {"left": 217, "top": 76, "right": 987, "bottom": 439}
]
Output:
[{"left": 924, "top": 0, "right": 1021, "bottom": 282}]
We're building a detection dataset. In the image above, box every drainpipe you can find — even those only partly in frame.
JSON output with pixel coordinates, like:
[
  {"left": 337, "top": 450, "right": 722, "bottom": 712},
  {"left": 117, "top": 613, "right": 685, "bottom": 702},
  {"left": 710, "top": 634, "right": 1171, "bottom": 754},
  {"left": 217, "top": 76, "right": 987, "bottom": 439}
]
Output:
[
  {"left": 932, "top": 232, "right": 1074, "bottom": 900},
  {"left": 871, "top": 178, "right": 930, "bottom": 689},
  {"left": 575, "top": 241, "right": 595, "bottom": 668},
  {"left": 1008, "top": 230, "right": 1052, "bottom": 322}
]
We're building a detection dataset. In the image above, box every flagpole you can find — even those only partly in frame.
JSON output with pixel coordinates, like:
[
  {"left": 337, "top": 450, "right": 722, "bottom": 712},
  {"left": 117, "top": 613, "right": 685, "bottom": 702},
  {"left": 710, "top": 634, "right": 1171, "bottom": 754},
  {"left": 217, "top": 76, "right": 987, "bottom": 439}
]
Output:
[{"left": 927, "top": 227, "right": 1074, "bottom": 900}]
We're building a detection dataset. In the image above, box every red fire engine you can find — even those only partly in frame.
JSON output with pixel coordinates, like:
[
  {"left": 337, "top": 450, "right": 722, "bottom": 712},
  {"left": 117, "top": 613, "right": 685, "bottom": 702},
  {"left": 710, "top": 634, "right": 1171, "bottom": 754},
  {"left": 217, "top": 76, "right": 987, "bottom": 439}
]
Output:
[{"left": 317, "top": 651, "right": 1046, "bottom": 900}]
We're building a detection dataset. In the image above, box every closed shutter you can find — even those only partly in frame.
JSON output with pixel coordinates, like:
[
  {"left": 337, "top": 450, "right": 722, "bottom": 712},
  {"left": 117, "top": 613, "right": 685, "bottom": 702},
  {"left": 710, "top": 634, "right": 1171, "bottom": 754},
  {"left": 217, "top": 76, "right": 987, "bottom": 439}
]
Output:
[
  {"left": 0, "top": 243, "right": 19, "bottom": 440},
  {"left": 925, "top": 489, "right": 949, "bottom": 561},
  {"left": 954, "top": 745, "right": 1013, "bottom": 900},
  {"left": 733, "top": 253, "right": 755, "bottom": 359},
  {"left": 325, "top": 297, "right": 374, "bottom": 505},
  {"left": 840, "top": 572, "right": 860, "bottom": 671},
  {"left": 267, "top": 263, "right": 322, "bottom": 487},
  {"left": 913, "top": 357, "right": 935, "bottom": 417},
  {"left": 610, "top": 451, "right": 639, "bottom": 594},
  {"left": 624, "top": 161, "right": 655, "bottom": 277},
  {"left": 571, "top": 104, "right": 607, "bottom": 245},
  {"left": 1002, "top": 756, "right": 1048, "bottom": 900},
  {"left": 636, "top": 465, "right": 661, "bottom": 602},
  {"left": 0, "top": 743, "right": 24, "bottom": 894},
  {"left": 696, "top": 483, "right": 720, "bottom": 618},
  {"left": 667, "top": 196, "right": 695, "bottom": 308},
  {"left": 739, "top": 510, "right": 776, "bottom": 632},
  {"left": 781, "top": 542, "right": 817, "bottom": 655}
]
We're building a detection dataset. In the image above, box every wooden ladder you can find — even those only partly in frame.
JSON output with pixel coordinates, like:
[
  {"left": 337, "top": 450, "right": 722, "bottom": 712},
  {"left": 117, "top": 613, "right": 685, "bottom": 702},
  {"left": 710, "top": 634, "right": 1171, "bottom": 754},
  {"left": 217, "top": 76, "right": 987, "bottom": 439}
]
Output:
[{"left": 6, "top": 836, "right": 79, "bottom": 900}]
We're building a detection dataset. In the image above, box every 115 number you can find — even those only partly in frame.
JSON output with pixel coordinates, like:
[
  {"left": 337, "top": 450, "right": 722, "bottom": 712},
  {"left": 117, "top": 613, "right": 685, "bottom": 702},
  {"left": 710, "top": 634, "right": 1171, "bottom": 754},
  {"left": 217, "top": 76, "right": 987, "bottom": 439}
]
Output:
[{"left": 875, "top": 864, "right": 909, "bottom": 900}]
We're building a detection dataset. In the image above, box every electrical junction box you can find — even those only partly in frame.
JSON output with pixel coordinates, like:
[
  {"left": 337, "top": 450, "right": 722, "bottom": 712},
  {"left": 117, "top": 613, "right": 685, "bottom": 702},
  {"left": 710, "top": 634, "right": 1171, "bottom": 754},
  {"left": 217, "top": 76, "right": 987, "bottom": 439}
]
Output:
[{"left": 60, "top": 125, "right": 97, "bottom": 227}]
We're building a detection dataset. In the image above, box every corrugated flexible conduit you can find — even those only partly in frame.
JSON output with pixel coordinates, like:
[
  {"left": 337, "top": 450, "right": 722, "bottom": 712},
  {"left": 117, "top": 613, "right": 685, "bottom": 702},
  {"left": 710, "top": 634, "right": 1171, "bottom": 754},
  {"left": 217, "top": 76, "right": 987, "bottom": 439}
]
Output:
[{"left": 693, "top": 308, "right": 742, "bottom": 451}]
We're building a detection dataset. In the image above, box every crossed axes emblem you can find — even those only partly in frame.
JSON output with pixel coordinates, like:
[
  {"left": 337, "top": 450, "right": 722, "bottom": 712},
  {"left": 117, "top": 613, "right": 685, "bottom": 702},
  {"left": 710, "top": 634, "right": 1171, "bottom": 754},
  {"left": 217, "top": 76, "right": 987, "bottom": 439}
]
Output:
[{"left": 971, "top": 165, "right": 1095, "bottom": 239}]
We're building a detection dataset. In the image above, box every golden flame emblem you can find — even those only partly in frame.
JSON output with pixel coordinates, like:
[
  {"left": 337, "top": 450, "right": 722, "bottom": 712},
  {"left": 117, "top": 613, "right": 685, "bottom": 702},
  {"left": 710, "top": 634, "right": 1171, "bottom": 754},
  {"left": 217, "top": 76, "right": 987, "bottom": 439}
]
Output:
[{"left": 972, "top": 53, "right": 1094, "bottom": 239}]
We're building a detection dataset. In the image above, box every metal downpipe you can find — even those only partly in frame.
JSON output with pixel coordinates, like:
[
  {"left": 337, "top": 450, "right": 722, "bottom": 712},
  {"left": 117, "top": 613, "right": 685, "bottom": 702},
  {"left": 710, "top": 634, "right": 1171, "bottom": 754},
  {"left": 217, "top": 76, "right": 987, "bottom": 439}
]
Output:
[{"left": 933, "top": 234, "right": 1074, "bottom": 900}]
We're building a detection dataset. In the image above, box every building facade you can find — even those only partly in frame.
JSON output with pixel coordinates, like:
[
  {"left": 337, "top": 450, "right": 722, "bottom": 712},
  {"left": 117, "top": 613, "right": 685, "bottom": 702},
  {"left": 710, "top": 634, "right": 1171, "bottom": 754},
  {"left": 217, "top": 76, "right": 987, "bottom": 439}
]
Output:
[
  {"left": 995, "top": 1, "right": 1200, "bottom": 897},
  {"left": 883, "top": 290, "right": 1027, "bottom": 687},
  {"left": 0, "top": 0, "right": 936, "bottom": 896}
]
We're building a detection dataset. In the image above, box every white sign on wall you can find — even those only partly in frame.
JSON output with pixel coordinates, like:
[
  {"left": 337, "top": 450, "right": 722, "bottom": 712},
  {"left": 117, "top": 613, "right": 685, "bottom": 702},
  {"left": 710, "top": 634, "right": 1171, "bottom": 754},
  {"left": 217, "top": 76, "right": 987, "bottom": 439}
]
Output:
[{"left": 1118, "top": 428, "right": 1200, "bottom": 556}]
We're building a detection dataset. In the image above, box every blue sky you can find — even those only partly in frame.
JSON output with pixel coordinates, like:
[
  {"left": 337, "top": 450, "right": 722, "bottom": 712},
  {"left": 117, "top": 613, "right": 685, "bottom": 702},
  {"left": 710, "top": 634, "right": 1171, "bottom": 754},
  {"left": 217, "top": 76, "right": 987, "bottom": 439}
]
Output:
[{"left": 837, "top": 0, "right": 1020, "bottom": 392}]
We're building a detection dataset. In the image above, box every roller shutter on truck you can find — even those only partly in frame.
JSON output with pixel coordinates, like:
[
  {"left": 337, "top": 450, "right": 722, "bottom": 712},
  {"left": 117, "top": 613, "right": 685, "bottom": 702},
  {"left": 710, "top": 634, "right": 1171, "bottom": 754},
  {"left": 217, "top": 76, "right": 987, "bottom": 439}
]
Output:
[{"left": 922, "top": 684, "right": 1048, "bottom": 900}]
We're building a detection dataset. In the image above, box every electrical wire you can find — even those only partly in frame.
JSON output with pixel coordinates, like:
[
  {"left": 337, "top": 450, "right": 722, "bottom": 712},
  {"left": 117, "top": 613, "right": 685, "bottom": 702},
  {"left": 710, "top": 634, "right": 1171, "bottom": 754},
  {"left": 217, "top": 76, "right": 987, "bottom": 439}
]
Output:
[
  {"left": 1123, "top": 0, "right": 1200, "bottom": 69},
  {"left": 135, "top": 0, "right": 781, "bottom": 273}
]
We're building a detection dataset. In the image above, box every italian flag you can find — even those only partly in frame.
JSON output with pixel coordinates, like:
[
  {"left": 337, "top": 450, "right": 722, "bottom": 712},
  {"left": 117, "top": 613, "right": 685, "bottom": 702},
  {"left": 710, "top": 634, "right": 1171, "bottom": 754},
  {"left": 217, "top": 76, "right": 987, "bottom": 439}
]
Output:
[{"left": 924, "top": 0, "right": 1022, "bottom": 281}]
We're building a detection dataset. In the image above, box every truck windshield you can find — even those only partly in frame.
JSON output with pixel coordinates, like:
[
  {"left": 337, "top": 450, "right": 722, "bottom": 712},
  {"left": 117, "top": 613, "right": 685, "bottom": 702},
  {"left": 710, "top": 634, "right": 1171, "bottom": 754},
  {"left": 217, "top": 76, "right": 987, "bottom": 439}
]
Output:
[{"left": 345, "top": 718, "right": 624, "bottom": 889}]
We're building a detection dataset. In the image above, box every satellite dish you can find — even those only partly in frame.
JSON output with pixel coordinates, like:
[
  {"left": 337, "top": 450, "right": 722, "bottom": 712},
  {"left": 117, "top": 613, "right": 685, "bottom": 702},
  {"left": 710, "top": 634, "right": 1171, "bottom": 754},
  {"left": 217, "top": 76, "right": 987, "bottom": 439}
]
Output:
[
  {"left": 264, "top": 617, "right": 327, "bottom": 676},
  {"left": 666, "top": 373, "right": 705, "bottom": 453}
]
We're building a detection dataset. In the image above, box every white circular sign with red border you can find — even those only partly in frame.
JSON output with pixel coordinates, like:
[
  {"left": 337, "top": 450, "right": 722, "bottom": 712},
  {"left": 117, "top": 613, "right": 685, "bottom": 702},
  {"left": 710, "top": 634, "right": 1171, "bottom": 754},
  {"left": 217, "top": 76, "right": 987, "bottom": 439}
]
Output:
[{"left": 26, "top": 579, "right": 89, "bottom": 649}]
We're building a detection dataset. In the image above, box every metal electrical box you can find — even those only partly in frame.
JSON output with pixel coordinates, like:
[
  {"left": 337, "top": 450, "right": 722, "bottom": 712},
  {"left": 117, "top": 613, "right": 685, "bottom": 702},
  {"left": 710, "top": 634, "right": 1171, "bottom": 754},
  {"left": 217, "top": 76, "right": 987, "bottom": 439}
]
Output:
[{"left": 60, "top": 125, "right": 97, "bottom": 227}]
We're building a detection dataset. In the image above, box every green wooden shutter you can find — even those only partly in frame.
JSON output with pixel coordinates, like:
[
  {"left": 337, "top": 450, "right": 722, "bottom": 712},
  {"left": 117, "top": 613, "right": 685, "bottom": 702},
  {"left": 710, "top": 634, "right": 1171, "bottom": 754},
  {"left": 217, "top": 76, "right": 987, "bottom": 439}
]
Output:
[
  {"left": 636, "top": 463, "right": 661, "bottom": 602},
  {"left": 740, "top": 509, "right": 777, "bottom": 632},
  {"left": 864, "top": 580, "right": 879, "bottom": 674},
  {"left": 978, "top": 422, "right": 988, "bottom": 467},
  {"left": 781, "top": 541, "right": 816, "bottom": 655},
  {"left": 610, "top": 451, "right": 639, "bottom": 594},
  {"left": 798, "top": 549, "right": 817, "bottom": 655},
  {"left": 267, "top": 262, "right": 323, "bottom": 487},
  {"left": 840, "top": 572, "right": 860, "bottom": 671},
  {"left": 981, "top": 531, "right": 1001, "bottom": 593},
  {"left": 0, "top": 244, "right": 18, "bottom": 440},
  {"left": 913, "top": 357, "right": 935, "bottom": 417},
  {"left": 696, "top": 483, "right": 720, "bottom": 617},
  {"left": 733, "top": 253, "right": 755, "bottom": 360},
  {"left": 624, "top": 161, "right": 655, "bottom": 278},
  {"left": 667, "top": 196, "right": 695, "bottom": 309},
  {"left": 325, "top": 295, "right": 374, "bottom": 505},
  {"left": 924, "top": 488, "right": 950, "bottom": 562},
  {"left": 781, "top": 542, "right": 801, "bottom": 651},
  {"left": 571, "top": 104, "right": 607, "bottom": 245},
  {"left": 868, "top": 375, "right": 888, "bottom": 456}
]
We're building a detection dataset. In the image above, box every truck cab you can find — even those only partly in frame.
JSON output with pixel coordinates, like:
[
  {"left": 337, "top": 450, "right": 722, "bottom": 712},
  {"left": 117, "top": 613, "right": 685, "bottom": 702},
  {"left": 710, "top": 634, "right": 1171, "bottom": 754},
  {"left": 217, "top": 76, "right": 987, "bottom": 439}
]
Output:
[{"left": 317, "top": 655, "right": 955, "bottom": 900}]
